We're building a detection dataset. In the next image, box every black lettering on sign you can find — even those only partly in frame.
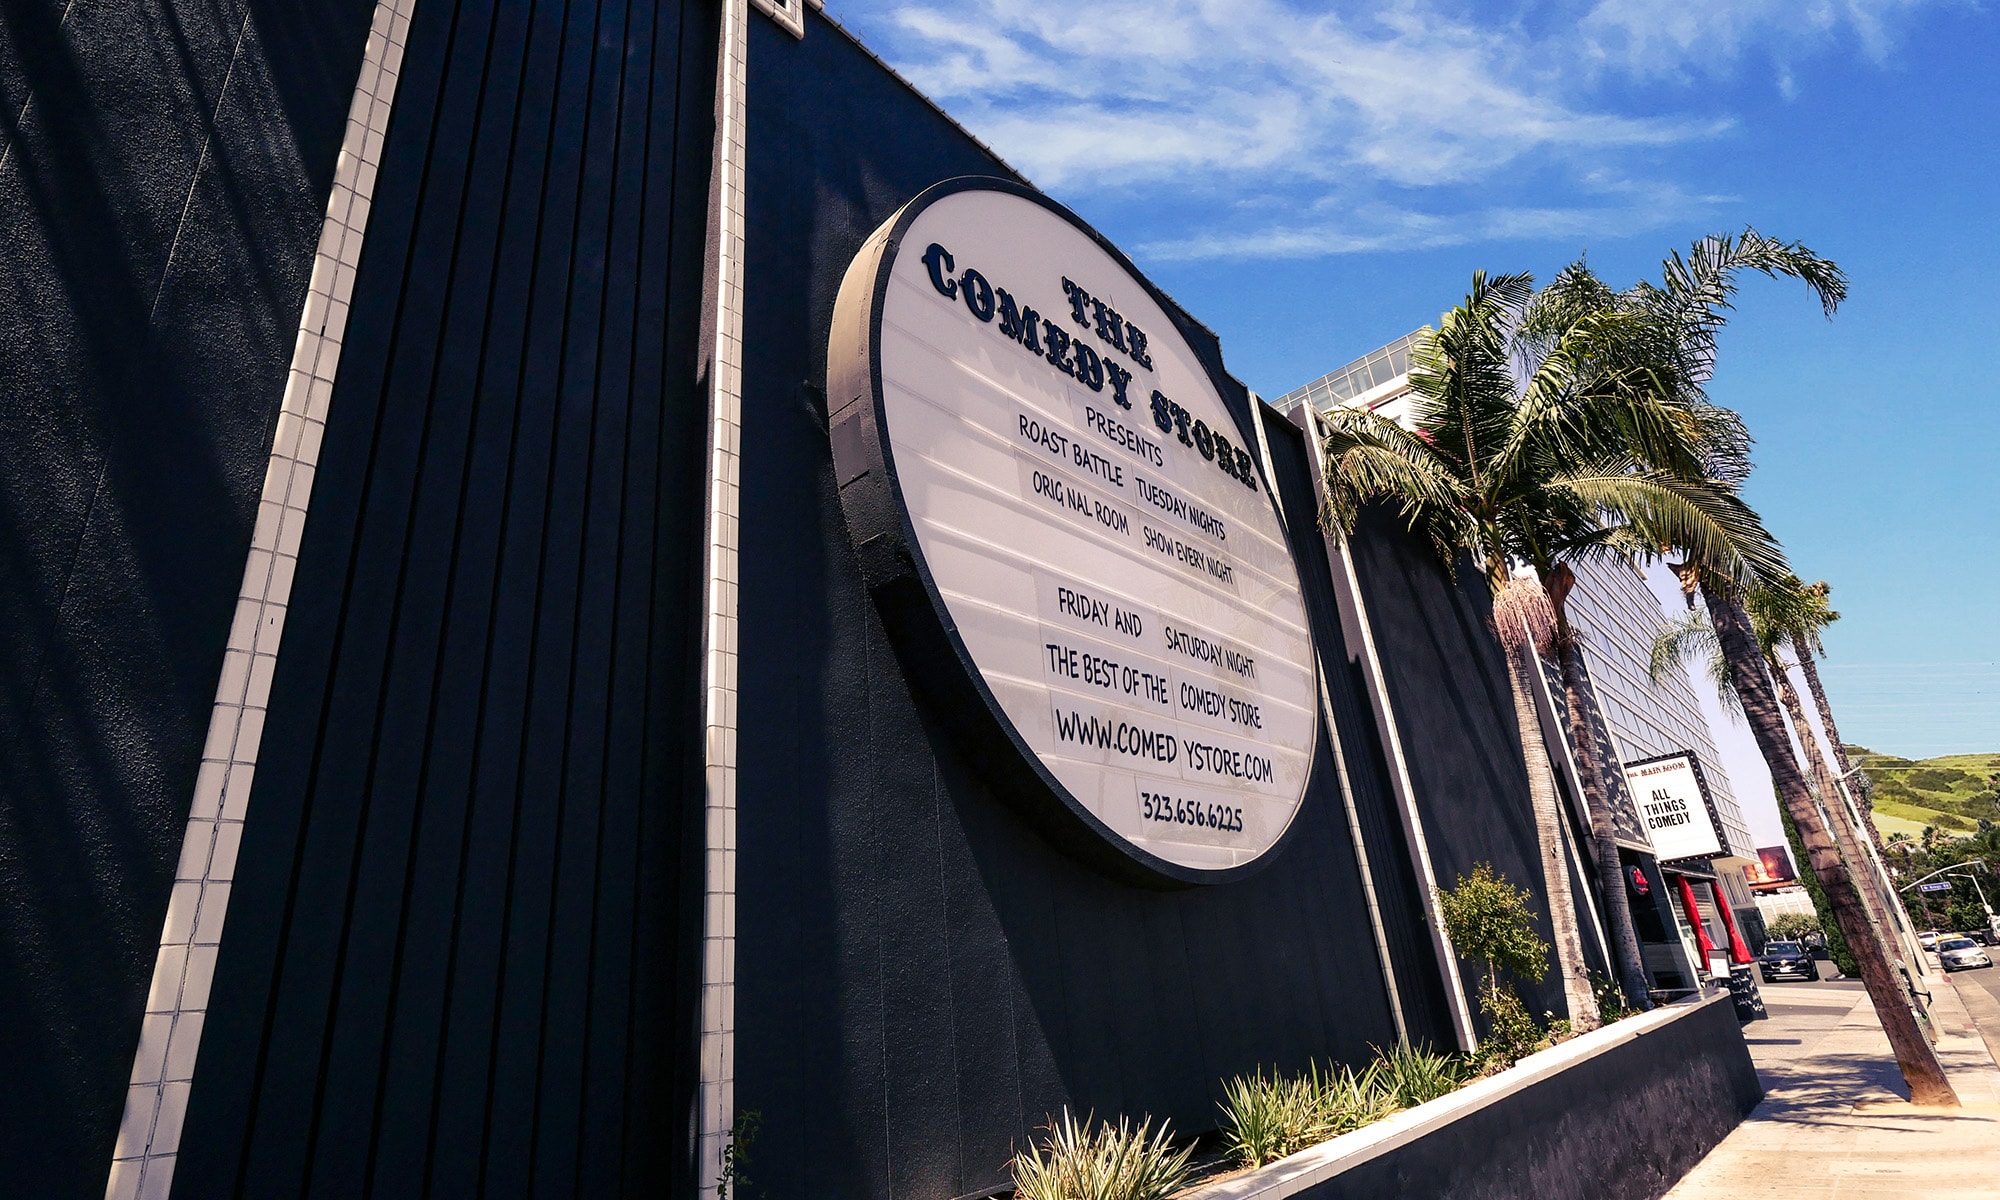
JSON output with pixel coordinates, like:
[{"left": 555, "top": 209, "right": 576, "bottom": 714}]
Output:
[
  {"left": 1142, "top": 524, "right": 1234, "bottom": 587},
  {"left": 1071, "top": 442, "right": 1124, "bottom": 488},
  {"left": 997, "top": 289, "right": 1042, "bottom": 352},
  {"left": 1084, "top": 405, "right": 1165, "bottom": 467},
  {"left": 959, "top": 268, "right": 995, "bottom": 321},
  {"left": 1017, "top": 413, "right": 1069, "bottom": 459},
  {"left": 1161, "top": 622, "right": 1257, "bottom": 680},
  {"left": 1133, "top": 476, "right": 1226, "bottom": 542},
  {"left": 1184, "top": 739, "right": 1276, "bottom": 785},
  {"left": 1053, "top": 707, "right": 1179, "bottom": 764},
  {"left": 1056, "top": 585, "right": 1144, "bottom": 641},
  {"left": 1140, "top": 790, "right": 1245, "bottom": 834}
]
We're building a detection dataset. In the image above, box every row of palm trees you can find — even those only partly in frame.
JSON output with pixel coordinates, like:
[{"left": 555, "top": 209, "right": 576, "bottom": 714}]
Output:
[{"left": 1313, "top": 233, "right": 1958, "bottom": 1105}]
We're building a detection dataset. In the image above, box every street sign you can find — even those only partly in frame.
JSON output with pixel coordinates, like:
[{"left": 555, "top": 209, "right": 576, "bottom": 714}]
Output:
[{"left": 1918, "top": 881, "right": 1953, "bottom": 893}]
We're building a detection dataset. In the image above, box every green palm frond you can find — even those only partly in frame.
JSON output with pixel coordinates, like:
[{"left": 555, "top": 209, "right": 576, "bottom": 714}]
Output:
[
  {"left": 1647, "top": 609, "right": 1738, "bottom": 712},
  {"left": 1633, "top": 229, "right": 1847, "bottom": 386},
  {"left": 1546, "top": 470, "right": 1789, "bottom": 587},
  {"left": 1318, "top": 405, "right": 1470, "bottom": 540}
]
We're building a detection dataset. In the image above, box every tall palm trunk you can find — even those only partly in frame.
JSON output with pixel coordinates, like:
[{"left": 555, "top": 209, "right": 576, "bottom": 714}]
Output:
[
  {"left": 1797, "top": 649, "right": 1886, "bottom": 854},
  {"left": 1703, "top": 587, "right": 1957, "bottom": 1105},
  {"left": 1496, "top": 582, "right": 1601, "bottom": 1031},
  {"left": 1771, "top": 654, "right": 1901, "bottom": 964},
  {"left": 1547, "top": 596, "right": 1653, "bottom": 1011}
]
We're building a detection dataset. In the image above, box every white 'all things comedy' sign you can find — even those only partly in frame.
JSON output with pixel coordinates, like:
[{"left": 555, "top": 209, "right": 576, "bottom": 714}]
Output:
[
  {"left": 827, "top": 180, "right": 1317, "bottom": 879},
  {"left": 1624, "top": 751, "right": 1729, "bottom": 863}
]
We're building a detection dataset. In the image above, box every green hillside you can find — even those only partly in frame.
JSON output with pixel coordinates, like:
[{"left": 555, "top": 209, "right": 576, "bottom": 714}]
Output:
[{"left": 1848, "top": 746, "right": 2000, "bottom": 835}]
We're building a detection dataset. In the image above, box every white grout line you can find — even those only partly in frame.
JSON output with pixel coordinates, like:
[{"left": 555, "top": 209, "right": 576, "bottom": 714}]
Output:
[
  {"left": 104, "top": 4, "right": 416, "bottom": 1197},
  {"left": 697, "top": 2, "right": 749, "bottom": 1197}
]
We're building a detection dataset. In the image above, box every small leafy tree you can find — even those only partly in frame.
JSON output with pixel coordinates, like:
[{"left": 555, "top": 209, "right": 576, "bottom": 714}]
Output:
[
  {"left": 1438, "top": 864, "right": 1550, "bottom": 1066},
  {"left": 1765, "top": 912, "right": 1821, "bottom": 944}
]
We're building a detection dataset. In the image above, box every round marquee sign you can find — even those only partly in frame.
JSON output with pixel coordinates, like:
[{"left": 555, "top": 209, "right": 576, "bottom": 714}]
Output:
[{"left": 826, "top": 178, "right": 1318, "bottom": 884}]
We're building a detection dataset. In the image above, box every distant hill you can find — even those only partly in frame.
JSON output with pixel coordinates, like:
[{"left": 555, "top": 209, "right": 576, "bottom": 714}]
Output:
[{"left": 1846, "top": 746, "right": 2000, "bottom": 837}]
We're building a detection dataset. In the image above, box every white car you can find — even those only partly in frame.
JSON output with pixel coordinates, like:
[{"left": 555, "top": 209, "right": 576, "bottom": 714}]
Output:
[
  {"left": 1937, "top": 936, "right": 1993, "bottom": 972},
  {"left": 1919, "top": 930, "right": 1942, "bottom": 952}
]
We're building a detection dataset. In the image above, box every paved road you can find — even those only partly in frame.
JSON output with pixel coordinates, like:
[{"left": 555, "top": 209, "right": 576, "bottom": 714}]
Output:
[{"left": 1945, "top": 957, "right": 2000, "bottom": 1005}]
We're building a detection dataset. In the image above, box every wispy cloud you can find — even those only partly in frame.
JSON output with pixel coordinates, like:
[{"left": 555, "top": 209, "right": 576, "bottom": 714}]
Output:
[
  {"left": 1579, "top": 0, "right": 1942, "bottom": 77},
  {"left": 834, "top": 0, "right": 1945, "bottom": 258}
]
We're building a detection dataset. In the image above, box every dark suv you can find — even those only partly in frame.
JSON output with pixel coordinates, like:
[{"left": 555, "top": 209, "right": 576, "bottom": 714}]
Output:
[{"left": 1760, "top": 940, "right": 1816, "bottom": 983}]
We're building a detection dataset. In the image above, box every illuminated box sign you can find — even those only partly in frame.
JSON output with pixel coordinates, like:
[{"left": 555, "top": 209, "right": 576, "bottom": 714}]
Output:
[
  {"left": 826, "top": 178, "right": 1318, "bottom": 883},
  {"left": 1623, "top": 751, "right": 1731, "bottom": 863}
]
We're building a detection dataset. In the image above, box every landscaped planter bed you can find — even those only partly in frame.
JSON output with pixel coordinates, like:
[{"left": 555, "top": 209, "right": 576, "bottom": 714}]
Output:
[{"left": 1182, "top": 992, "right": 1760, "bottom": 1200}]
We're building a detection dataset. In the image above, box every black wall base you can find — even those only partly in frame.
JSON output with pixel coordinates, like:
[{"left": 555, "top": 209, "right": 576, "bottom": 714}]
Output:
[{"left": 1273, "top": 994, "right": 1761, "bottom": 1200}]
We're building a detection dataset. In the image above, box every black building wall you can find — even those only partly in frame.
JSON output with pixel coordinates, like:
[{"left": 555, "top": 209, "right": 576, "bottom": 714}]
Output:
[
  {"left": 171, "top": 0, "right": 718, "bottom": 1195},
  {"left": 729, "top": 14, "right": 1478, "bottom": 1200},
  {"left": 1262, "top": 413, "right": 1458, "bottom": 1052},
  {"left": 0, "top": 3, "right": 376, "bottom": 1194},
  {"left": 1346, "top": 506, "right": 1578, "bottom": 1022}
]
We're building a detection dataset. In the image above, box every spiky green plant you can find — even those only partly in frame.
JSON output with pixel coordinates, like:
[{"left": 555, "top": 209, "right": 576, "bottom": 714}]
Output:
[
  {"left": 1315, "top": 1060, "right": 1398, "bottom": 1134},
  {"left": 1219, "top": 1057, "right": 1423, "bottom": 1170},
  {"left": 1218, "top": 1069, "right": 1329, "bottom": 1169},
  {"left": 1009, "top": 1109, "right": 1193, "bottom": 1200},
  {"left": 1373, "top": 1043, "right": 1466, "bottom": 1108}
]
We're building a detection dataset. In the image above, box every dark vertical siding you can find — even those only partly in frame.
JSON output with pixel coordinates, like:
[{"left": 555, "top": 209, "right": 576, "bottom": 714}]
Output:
[
  {"left": 0, "top": 2, "right": 374, "bottom": 1194},
  {"left": 732, "top": 14, "right": 1402, "bottom": 1200},
  {"left": 172, "top": 1, "right": 716, "bottom": 1195},
  {"left": 1347, "top": 505, "right": 1570, "bottom": 1022},
  {"left": 1262, "top": 411, "right": 1457, "bottom": 1050}
]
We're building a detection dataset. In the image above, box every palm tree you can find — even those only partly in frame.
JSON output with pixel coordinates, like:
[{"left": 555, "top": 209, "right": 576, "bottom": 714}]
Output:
[
  {"left": 1654, "top": 587, "right": 1904, "bottom": 975},
  {"left": 1515, "top": 261, "right": 1785, "bottom": 1011},
  {"left": 1779, "top": 581, "right": 1884, "bottom": 852},
  {"left": 1318, "top": 271, "right": 1784, "bottom": 1032},
  {"left": 1630, "top": 231, "right": 1959, "bottom": 1105}
]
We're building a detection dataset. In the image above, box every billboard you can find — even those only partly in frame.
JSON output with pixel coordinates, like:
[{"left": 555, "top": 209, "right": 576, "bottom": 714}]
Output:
[{"left": 1745, "top": 845, "right": 1799, "bottom": 886}]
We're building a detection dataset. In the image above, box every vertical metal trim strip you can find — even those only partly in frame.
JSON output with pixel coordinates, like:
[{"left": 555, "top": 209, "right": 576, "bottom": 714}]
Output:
[
  {"left": 1522, "top": 630, "right": 1615, "bottom": 972},
  {"left": 1255, "top": 398, "right": 1406, "bottom": 1044},
  {"left": 104, "top": 3, "right": 418, "bottom": 1197},
  {"left": 697, "top": 0, "right": 749, "bottom": 1195},
  {"left": 1293, "top": 406, "right": 1477, "bottom": 1051}
]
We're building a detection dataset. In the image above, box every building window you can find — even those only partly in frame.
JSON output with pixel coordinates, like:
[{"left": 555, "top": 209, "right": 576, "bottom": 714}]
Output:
[{"left": 753, "top": 0, "right": 808, "bottom": 38}]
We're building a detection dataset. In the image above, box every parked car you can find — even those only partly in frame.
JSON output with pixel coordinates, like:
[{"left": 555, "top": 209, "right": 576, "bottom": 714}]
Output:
[
  {"left": 1937, "top": 936, "right": 1993, "bottom": 972},
  {"left": 1760, "top": 940, "right": 1818, "bottom": 982}
]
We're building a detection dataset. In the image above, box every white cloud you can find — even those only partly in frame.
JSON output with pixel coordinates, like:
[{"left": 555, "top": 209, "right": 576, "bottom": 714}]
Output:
[
  {"left": 880, "top": 0, "right": 1710, "bottom": 189},
  {"left": 1579, "top": 0, "right": 1941, "bottom": 77},
  {"left": 834, "top": 0, "right": 1944, "bottom": 258}
]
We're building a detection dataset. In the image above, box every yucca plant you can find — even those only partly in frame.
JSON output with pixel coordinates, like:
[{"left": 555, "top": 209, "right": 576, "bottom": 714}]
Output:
[
  {"left": 1218, "top": 1069, "right": 1333, "bottom": 1168},
  {"left": 1373, "top": 1043, "right": 1465, "bottom": 1109},
  {"left": 1314, "top": 1061, "right": 1398, "bottom": 1136},
  {"left": 1010, "top": 1109, "right": 1193, "bottom": 1200},
  {"left": 1219, "top": 1059, "right": 1413, "bottom": 1170}
]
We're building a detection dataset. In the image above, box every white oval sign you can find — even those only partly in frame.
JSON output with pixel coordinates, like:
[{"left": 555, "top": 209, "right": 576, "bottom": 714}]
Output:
[{"left": 827, "top": 179, "right": 1317, "bottom": 881}]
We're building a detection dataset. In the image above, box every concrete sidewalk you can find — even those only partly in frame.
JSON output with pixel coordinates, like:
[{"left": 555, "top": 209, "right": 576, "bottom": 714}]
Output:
[{"left": 1664, "top": 978, "right": 2000, "bottom": 1199}]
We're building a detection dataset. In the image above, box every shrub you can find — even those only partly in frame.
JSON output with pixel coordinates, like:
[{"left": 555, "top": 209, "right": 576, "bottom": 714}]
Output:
[
  {"left": 1315, "top": 1060, "right": 1398, "bottom": 1135},
  {"left": 1589, "top": 970, "right": 1633, "bottom": 1023},
  {"left": 1373, "top": 1042, "right": 1465, "bottom": 1108},
  {"left": 1011, "top": 1110, "right": 1193, "bottom": 1200},
  {"left": 1475, "top": 977, "right": 1543, "bottom": 1068},
  {"left": 1764, "top": 912, "right": 1821, "bottom": 943},
  {"left": 1437, "top": 863, "right": 1567, "bottom": 1062},
  {"left": 1218, "top": 1069, "right": 1329, "bottom": 1168}
]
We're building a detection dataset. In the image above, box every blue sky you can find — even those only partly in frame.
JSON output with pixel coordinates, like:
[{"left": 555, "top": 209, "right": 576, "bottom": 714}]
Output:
[{"left": 828, "top": 0, "right": 2000, "bottom": 765}]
